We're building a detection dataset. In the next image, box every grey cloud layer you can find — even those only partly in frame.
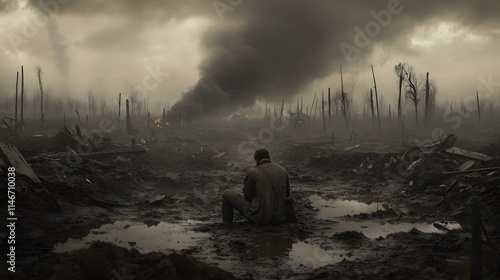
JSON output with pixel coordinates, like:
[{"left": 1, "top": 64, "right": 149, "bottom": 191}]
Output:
[{"left": 27, "top": 0, "right": 500, "bottom": 118}]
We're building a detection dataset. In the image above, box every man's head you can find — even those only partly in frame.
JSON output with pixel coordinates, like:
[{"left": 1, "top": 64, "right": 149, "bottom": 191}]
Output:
[{"left": 254, "top": 148, "right": 270, "bottom": 163}]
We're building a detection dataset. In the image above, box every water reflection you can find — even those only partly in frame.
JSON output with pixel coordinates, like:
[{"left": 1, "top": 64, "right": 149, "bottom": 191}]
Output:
[{"left": 53, "top": 220, "right": 209, "bottom": 253}]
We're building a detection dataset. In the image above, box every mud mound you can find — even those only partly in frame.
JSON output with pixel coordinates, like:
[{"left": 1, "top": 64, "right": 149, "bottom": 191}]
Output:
[
  {"left": 331, "top": 231, "right": 368, "bottom": 245},
  {"left": 17, "top": 242, "right": 239, "bottom": 280}
]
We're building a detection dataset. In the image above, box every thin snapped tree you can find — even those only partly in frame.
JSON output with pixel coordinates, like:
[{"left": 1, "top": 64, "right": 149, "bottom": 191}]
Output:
[
  {"left": 395, "top": 63, "right": 422, "bottom": 126},
  {"left": 36, "top": 66, "right": 45, "bottom": 127}
]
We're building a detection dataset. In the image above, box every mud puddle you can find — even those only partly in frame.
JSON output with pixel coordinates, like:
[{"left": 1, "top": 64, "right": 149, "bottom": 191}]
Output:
[
  {"left": 53, "top": 220, "right": 209, "bottom": 253},
  {"left": 309, "top": 194, "right": 461, "bottom": 238},
  {"left": 309, "top": 194, "right": 404, "bottom": 218}
]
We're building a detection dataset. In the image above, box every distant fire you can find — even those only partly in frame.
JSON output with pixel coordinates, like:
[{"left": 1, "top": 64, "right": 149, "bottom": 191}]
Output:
[{"left": 154, "top": 118, "right": 170, "bottom": 128}]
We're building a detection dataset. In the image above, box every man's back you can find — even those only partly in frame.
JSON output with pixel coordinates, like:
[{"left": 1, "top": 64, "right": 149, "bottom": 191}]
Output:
[{"left": 243, "top": 159, "right": 290, "bottom": 225}]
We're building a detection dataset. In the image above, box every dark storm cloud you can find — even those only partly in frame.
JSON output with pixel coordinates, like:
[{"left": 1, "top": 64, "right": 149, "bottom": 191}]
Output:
[
  {"left": 169, "top": 0, "right": 500, "bottom": 118},
  {"left": 28, "top": 0, "right": 500, "bottom": 118}
]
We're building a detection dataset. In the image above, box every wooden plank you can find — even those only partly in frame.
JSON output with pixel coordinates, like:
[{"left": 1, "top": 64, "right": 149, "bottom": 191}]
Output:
[
  {"left": 0, "top": 142, "right": 41, "bottom": 183},
  {"left": 445, "top": 147, "right": 493, "bottom": 162}
]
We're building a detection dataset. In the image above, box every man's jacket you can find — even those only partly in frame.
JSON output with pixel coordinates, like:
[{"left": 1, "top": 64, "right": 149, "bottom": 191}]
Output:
[{"left": 242, "top": 159, "right": 290, "bottom": 225}]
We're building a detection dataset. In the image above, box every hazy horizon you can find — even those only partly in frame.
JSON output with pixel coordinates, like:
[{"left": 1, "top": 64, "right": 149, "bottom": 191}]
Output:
[{"left": 1, "top": 0, "right": 499, "bottom": 117}]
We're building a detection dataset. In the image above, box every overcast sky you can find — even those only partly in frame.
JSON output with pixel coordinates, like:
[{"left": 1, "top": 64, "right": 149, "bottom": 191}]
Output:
[{"left": 1, "top": 0, "right": 499, "bottom": 117}]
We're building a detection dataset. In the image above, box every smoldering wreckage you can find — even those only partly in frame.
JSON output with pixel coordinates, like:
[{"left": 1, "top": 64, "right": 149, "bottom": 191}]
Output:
[{"left": 0, "top": 103, "right": 500, "bottom": 280}]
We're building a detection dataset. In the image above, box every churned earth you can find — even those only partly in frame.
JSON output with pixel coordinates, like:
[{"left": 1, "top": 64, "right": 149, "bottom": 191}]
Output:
[{"left": 1, "top": 118, "right": 500, "bottom": 279}]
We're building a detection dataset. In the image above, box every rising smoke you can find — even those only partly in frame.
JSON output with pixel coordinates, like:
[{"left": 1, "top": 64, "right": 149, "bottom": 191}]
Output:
[{"left": 168, "top": 0, "right": 500, "bottom": 119}]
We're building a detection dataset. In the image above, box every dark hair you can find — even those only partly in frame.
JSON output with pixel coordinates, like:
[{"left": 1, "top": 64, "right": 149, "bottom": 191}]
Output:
[{"left": 254, "top": 149, "right": 270, "bottom": 162}]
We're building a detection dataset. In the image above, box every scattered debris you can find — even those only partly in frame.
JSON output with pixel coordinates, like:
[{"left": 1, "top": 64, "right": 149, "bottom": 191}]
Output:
[{"left": 46, "top": 125, "right": 90, "bottom": 152}]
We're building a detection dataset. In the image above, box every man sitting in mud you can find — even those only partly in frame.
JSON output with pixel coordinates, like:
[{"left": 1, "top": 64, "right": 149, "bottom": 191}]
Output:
[{"left": 221, "top": 148, "right": 292, "bottom": 225}]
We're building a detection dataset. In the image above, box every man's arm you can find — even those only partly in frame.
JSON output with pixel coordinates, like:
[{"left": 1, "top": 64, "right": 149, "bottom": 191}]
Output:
[{"left": 243, "top": 174, "right": 256, "bottom": 201}]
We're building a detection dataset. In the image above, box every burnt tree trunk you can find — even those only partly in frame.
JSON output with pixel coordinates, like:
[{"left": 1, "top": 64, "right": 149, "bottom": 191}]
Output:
[
  {"left": 15, "top": 72, "right": 19, "bottom": 133},
  {"left": 370, "top": 89, "right": 375, "bottom": 127},
  {"left": 20, "top": 66, "right": 25, "bottom": 131},
  {"left": 371, "top": 65, "right": 381, "bottom": 131},
  {"left": 37, "top": 67, "right": 45, "bottom": 127},
  {"left": 425, "top": 72, "right": 430, "bottom": 127},
  {"left": 328, "top": 88, "right": 331, "bottom": 121},
  {"left": 126, "top": 99, "right": 131, "bottom": 134},
  {"left": 476, "top": 90, "right": 481, "bottom": 123},
  {"left": 398, "top": 73, "right": 402, "bottom": 121}
]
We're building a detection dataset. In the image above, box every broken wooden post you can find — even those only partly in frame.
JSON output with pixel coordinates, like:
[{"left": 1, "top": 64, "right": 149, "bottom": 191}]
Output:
[
  {"left": 118, "top": 93, "right": 121, "bottom": 128},
  {"left": 162, "top": 108, "right": 166, "bottom": 125},
  {"left": 322, "top": 91, "right": 326, "bottom": 137},
  {"left": 471, "top": 202, "right": 482, "bottom": 280},
  {"left": 15, "top": 71, "right": 19, "bottom": 133},
  {"left": 328, "top": 88, "right": 331, "bottom": 121},
  {"left": 147, "top": 112, "right": 150, "bottom": 128},
  {"left": 398, "top": 71, "right": 403, "bottom": 121},
  {"left": 131, "top": 138, "right": 136, "bottom": 148},
  {"left": 279, "top": 99, "right": 284, "bottom": 126},
  {"left": 370, "top": 89, "right": 375, "bottom": 128},
  {"left": 425, "top": 72, "right": 430, "bottom": 127},
  {"left": 371, "top": 65, "right": 381, "bottom": 131},
  {"left": 126, "top": 99, "right": 131, "bottom": 134},
  {"left": 476, "top": 89, "right": 481, "bottom": 123},
  {"left": 75, "top": 124, "right": 81, "bottom": 137},
  {"left": 20, "top": 66, "right": 24, "bottom": 131}
]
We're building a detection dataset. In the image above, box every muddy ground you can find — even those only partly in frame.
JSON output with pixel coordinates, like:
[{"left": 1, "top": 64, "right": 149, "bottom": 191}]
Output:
[{"left": 1, "top": 117, "right": 500, "bottom": 279}]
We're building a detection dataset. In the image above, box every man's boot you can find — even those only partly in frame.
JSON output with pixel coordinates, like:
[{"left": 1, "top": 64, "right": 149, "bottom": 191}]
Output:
[{"left": 222, "top": 205, "right": 234, "bottom": 224}]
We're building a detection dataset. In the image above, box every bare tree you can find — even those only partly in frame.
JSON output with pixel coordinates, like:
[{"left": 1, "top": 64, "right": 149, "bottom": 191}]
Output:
[
  {"left": 336, "top": 89, "right": 351, "bottom": 123},
  {"left": 129, "top": 89, "right": 139, "bottom": 117},
  {"left": 395, "top": 63, "right": 422, "bottom": 126},
  {"left": 36, "top": 66, "right": 45, "bottom": 126}
]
